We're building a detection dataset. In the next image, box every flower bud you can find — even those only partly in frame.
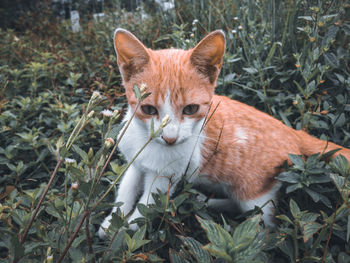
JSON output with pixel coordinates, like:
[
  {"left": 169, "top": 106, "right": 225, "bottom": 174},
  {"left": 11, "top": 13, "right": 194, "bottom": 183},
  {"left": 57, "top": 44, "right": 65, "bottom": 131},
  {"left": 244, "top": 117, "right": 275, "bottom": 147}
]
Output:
[
  {"left": 91, "top": 91, "right": 101, "bottom": 100},
  {"left": 161, "top": 115, "right": 170, "bottom": 128},
  {"left": 87, "top": 110, "right": 95, "bottom": 119},
  {"left": 140, "top": 83, "right": 147, "bottom": 93},
  {"left": 71, "top": 182, "right": 79, "bottom": 190},
  {"left": 105, "top": 137, "right": 115, "bottom": 148}
]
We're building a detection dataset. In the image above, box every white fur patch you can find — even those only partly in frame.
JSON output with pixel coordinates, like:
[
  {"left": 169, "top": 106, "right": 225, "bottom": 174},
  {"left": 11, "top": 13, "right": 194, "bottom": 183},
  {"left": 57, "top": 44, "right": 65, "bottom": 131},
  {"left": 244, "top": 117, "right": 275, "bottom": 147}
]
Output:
[
  {"left": 234, "top": 126, "right": 248, "bottom": 144},
  {"left": 238, "top": 181, "right": 281, "bottom": 227}
]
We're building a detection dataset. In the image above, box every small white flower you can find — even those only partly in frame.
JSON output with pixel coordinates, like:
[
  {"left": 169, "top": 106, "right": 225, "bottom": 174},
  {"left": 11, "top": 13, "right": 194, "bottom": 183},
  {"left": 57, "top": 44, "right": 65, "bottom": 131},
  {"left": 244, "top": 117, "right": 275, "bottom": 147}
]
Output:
[
  {"left": 238, "top": 25, "right": 243, "bottom": 30},
  {"left": 233, "top": 16, "right": 239, "bottom": 20},
  {"left": 192, "top": 19, "right": 199, "bottom": 25},
  {"left": 65, "top": 157, "right": 76, "bottom": 164},
  {"left": 185, "top": 39, "right": 190, "bottom": 43},
  {"left": 101, "top": 109, "right": 113, "bottom": 117},
  {"left": 190, "top": 33, "right": 194, "bottom": 38},
  {"left": 231, "top": 29, "right": 237, "bottom": 34},
  {"left": 91, "top": 91, "right": 101, "bottom": 100}
]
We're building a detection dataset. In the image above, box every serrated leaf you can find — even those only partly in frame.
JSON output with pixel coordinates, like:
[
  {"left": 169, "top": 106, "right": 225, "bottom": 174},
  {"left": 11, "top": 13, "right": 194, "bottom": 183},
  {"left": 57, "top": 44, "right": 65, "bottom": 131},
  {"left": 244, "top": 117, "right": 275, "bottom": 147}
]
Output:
[
  {"left": 169, "top": 248, "right": 190, "bottom": 263},
  {"left": 330, "top": 155, "right": 350, "bottom": 177},
  {"left": 234, "top": 231, "right": 266, "bottom": 261},
  {"left": 197, "top": 216, "right": 233, "bottom": 251},
  {"left": 302, "top": 222, "right": 323, "bottom": 242},
  {"left": 178, "top": 236, "right": 211, "bottom": 263},
  {"left": 203, "top": 243, "right": 232, "bottom": 261},
  {"left": 107, "top": 124, "right": 124, "bottom": 140},
  {"left": 232, "top": 215, "right": 261, "bottom": 252}
]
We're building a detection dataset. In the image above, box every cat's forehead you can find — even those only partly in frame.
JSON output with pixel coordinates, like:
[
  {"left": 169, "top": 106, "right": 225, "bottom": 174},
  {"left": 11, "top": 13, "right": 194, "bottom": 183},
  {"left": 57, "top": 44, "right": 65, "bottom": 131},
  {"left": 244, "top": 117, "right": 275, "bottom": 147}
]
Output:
[{"left": 143, "top": 49, "right": 210, "bottom": 98}]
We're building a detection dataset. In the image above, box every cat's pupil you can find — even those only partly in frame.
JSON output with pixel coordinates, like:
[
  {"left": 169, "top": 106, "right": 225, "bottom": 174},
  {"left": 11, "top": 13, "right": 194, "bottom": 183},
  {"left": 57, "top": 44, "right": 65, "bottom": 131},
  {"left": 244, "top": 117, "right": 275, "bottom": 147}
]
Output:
[
  {"left": 141, "top": 105, "right": 158, "bottom": 115},
  {"left": 183, "top": 104, "right": 199, "bottom": 115}
]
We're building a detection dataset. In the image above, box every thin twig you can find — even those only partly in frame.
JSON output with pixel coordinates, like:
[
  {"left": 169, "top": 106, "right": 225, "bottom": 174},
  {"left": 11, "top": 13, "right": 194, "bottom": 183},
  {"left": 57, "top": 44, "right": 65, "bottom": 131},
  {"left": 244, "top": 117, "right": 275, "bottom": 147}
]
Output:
[{"left": 85, "top": 212, "right": 95, "bottom": 263}]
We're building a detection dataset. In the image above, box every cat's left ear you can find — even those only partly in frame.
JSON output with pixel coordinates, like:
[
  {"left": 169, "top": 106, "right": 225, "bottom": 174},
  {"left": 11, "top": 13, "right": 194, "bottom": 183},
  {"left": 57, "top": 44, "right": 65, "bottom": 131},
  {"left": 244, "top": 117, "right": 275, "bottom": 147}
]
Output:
[
  {"left": 114, "top": 28, "right": 150, "bottom": 82},
  {"left": 190, "top": 30, "right": 225, "bottom": 83}
]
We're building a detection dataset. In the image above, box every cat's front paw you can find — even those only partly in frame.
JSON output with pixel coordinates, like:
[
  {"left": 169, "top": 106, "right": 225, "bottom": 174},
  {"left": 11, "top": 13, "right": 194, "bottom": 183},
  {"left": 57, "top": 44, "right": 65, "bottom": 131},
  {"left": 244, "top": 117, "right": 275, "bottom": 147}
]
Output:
[{"left": 98, "top": 214, "right": 112, "bottom": 239}]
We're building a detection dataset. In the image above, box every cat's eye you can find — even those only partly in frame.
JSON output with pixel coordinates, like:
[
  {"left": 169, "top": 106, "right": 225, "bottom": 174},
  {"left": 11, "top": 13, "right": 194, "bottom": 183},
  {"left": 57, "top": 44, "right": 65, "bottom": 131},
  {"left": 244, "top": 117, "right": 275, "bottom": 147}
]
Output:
[
  {"left": 183, "top": 104, "right": 199, "bottom": 115},
  {"left": 141, "top": 105, "right": 158, "bottom": 115}
]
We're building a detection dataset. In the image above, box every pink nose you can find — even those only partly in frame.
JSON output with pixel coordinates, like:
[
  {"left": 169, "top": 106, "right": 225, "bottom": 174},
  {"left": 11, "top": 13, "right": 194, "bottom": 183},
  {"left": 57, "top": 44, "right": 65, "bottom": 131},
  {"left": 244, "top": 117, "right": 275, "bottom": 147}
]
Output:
[{"left": 162, "top": 136, "right": 177, "bottom": 145}]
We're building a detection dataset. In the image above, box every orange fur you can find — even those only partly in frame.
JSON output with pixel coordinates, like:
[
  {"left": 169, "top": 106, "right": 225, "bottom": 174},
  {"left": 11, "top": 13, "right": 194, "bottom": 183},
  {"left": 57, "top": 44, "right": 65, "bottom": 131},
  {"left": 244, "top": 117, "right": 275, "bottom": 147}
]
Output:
[{"left": 115, "top": 29, "right": 350, "bottom": 202}]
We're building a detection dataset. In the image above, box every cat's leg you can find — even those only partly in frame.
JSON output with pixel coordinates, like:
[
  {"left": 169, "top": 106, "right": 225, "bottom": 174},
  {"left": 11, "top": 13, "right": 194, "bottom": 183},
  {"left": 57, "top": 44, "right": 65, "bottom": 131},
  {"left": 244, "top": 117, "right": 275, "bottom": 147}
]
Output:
[
  {"left": 98, "top": 165, "right": 142, "bottom": 238},
  {"left": 207, "top": 198, "right": 235, "bottom": 211},
  {"left": 237, "top": 182, "right": 281, "bottom": 227},
  {"left": 127, "top": 172, "right": 179, "bottom": 230}
]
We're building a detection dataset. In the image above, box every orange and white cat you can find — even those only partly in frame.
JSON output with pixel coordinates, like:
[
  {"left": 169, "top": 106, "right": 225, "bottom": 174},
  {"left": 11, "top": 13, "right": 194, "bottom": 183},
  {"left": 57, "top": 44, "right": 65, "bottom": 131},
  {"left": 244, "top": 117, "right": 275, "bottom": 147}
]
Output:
[{"left": 99, "top": 28, "right": 350, "bottom": 237}]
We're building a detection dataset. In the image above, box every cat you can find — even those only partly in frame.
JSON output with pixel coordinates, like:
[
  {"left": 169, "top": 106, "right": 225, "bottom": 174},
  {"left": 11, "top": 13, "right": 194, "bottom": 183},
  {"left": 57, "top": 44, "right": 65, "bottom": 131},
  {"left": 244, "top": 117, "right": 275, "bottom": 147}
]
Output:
[{"left": 98, "top": 28, "right": 350, "bottom": 238}]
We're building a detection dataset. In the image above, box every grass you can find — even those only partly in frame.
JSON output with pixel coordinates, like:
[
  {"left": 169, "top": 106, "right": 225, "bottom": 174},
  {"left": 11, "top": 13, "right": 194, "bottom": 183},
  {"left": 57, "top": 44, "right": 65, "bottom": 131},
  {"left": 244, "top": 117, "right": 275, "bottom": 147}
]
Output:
[{"left": 0, "top": 0, "right": 350, "bottom": 262}]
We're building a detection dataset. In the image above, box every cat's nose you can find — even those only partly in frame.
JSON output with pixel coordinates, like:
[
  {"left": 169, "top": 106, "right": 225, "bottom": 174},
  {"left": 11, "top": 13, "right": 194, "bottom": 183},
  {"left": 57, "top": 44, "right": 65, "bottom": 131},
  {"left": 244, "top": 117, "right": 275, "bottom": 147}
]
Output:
[{"left": 161, "top": 135, "right": 177, "bottom": 145}]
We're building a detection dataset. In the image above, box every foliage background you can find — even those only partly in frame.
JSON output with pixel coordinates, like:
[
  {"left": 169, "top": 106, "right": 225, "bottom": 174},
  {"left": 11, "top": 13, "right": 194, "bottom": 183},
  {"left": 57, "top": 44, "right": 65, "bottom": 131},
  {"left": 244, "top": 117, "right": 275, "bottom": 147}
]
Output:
[{"left": 0, "top": 0, "right": 350, "bottom": 262}]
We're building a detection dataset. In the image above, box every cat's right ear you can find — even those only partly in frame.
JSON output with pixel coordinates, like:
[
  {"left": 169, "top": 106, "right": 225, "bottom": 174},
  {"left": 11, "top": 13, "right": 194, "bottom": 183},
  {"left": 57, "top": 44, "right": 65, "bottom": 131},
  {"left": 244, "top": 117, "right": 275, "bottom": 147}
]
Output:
[{"left": 114, "top": 28, "right": 150, "bottom": 82}]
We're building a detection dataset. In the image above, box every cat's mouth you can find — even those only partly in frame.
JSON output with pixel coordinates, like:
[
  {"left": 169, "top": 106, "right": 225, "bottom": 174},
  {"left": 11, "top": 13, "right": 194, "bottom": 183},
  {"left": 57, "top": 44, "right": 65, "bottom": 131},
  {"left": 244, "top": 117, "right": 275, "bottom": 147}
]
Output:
[{"left": 156, "top": 137, "right": 186, "bottom": 146}]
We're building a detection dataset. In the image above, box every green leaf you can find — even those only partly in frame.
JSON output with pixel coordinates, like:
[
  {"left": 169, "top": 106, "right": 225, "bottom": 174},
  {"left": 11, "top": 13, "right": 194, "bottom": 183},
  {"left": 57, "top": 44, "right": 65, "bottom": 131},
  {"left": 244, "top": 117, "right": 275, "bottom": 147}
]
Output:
[
  {"left": 302, "top": 222, "right": 323, "bottom": 242},
  {"left": 173, "top": 193, "right": 189, "bottom": 208},
  {"left": 169, "top": 248, "right": 190, "bottom": 263},
  {"left": 276, "top": 214, "right": 294, "bottom": 225},
  {"left": 338, "top": 252, "right": 350, "bottom": 263},
  {"left": 243, "top": 67, "right": 258, "bottom": 74},
  {"left": 133, "top": 84, "right": 141, "bottom": 100},
  {"left": 276, "top": 172, "right": 300, "bottom": 183},
  {"left": 235, "top": 231, "right": 266, "bottom": 261},
  {"left": 264, "top": 42, "right": 277, "bottom": 66},
  {"left": 330, "top": 155, "right": 350, "bottom": 177},
  {"left": 197, "top": 216, "right": 233, "bottom": 251},
  {"left": 107, "top": 123, "right": 124, "bottom": 140},
  {"left": 131, "top": 225, "right": 150, "bottom": 251},
  {"left": 125, "top": 232, "right": 136, "bottom": 252},
  {"left": 289, "top": 199, "right": 301, "bottom": 219},
  {"left": 232, "top": 215, "right": 261, "bottom": 252},
  {"left": 203, "top": 243, "right": 232, "bottom": 261},
  {"left": 10, "top": 235, "right": 24, "bottom": 261},
  {"left": 72, "top": 144, "right": 88, "bottom": 161},
  {"left": 347, "top": 215, "right": 350, "bottom": 242},
  {"left": 289, "top": 154, "right": 304, "bottom": 169},
  {"left": 286, "top": 183, "right": 303, "bottom": 193},
  {"left": 178, "top": 236, "right": 211, "bottom": 263}
]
